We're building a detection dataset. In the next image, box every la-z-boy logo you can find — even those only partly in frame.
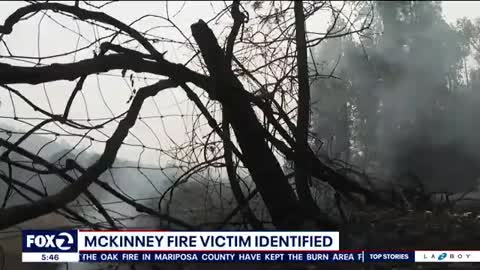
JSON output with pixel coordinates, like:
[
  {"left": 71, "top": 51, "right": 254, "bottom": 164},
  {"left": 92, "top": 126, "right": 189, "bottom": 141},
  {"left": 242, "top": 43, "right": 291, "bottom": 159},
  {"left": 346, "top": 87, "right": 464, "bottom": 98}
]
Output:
[
  {"left": 438, "top": 252, "right": 448, "bottom": 260},
  {"left": 423, "top": 252, "right": 472, "bottom": 261},
  {"left": 22, "top": 230, "right": 78, "bottom": 252}
]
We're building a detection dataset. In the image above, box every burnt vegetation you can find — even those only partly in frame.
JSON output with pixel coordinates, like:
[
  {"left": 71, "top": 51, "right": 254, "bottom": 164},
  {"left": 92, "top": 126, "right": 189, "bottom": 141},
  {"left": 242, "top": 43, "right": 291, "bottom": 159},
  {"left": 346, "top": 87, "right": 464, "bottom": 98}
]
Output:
[{"left": 0, "top": 1, "right": 480, "bottom": 270}]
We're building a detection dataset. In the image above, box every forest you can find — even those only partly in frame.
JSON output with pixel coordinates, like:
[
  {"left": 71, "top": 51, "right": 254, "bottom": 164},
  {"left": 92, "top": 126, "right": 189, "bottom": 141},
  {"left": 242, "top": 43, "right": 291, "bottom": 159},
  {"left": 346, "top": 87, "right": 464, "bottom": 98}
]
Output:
[{"left": 0, "top": 1, "right": 479, "bottom": 270}]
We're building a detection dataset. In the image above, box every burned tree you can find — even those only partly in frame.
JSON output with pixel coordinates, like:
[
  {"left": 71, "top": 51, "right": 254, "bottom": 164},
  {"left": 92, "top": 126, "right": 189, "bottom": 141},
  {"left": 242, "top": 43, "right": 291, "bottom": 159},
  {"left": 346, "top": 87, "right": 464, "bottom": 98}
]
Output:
[{"left": 0, "top": 1, "right": 380, "bottom": 232}]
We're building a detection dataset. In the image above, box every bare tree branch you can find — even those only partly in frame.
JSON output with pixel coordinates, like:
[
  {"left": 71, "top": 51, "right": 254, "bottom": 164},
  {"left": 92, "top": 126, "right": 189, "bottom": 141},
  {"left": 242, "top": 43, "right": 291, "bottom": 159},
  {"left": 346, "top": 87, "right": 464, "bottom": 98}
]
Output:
[
  {"left": 0, "top": 3, "right": 165, "bottom": 60},
  {"left": 0, "top": 54, "right": 206, "bottom": 87},
  {"left": 0, "top": 80, "right": 176, "bottom": 229}
]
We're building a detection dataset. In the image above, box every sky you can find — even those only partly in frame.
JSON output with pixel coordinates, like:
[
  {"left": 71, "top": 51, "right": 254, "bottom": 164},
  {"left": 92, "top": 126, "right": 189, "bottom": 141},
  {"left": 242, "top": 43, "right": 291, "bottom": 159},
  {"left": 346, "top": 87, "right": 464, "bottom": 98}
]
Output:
[
  {"left": 0, "top": 1, "right": 479, "bottom": 162},
  {"left": 443, "top": 1, "right": 480, "bottom": 23}
]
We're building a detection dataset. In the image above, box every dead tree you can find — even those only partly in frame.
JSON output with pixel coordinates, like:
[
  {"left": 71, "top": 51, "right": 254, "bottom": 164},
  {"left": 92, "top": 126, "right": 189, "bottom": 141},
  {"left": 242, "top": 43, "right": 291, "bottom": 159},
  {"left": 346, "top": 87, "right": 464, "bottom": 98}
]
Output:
[{"left": 0, "top": 1, "right": 385, "bottom": 231}]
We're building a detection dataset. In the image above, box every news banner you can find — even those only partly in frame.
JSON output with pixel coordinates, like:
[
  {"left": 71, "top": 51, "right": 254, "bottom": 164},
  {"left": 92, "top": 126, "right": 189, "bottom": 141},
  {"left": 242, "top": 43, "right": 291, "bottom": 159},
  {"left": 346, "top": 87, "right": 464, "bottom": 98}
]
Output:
[{"left": 22, "top": 230, "right": 480, "bottom": 263}]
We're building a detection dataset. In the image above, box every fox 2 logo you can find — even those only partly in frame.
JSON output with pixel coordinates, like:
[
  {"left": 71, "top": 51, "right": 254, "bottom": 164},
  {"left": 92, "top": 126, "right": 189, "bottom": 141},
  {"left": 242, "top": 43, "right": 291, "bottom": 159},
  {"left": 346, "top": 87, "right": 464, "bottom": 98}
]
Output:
[{"left": 23, "top": 230, "right": 78, "bottom": 252}]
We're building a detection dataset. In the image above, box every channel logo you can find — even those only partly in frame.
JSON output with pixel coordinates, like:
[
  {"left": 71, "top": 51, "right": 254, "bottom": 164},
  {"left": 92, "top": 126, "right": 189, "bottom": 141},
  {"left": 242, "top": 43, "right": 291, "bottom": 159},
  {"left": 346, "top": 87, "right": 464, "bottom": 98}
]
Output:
[{"left": 23, "top": 230, "right": 78, "bottom": 252}]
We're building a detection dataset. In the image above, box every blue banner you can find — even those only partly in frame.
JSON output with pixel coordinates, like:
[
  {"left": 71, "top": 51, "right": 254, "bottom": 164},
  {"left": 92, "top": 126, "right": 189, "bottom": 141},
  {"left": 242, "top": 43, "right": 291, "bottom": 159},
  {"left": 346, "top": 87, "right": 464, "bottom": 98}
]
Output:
[
  {"left": 79, "top": 251, "right": 365, "bottom": 262},
  {"left": 364, "top": 251, "right": 415, "bottom": 262}
]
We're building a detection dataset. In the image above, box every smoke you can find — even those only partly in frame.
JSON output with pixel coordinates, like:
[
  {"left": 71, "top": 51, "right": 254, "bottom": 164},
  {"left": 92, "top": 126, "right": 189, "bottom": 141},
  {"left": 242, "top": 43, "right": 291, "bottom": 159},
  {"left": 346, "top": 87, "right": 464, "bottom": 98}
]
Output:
[
  {"left": 311, "top": 1, "right": 480, "bottom": 194},
  {"left": 0, "top": 124, "right": 254, "bottom": 270}
]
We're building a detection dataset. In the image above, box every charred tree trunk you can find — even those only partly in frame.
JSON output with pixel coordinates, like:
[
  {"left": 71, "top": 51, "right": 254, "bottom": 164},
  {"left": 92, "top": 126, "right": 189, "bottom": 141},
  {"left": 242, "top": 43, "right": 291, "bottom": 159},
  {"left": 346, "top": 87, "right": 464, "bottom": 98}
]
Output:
[
  {"left": 191, "top": 20, "right": 306, "bottom": 230},
  {"left": 222, "top": 111, "right": 264, "bottom": 229},
  {"left": 293, "top": 0, "right": 319, "bottom": 217}
]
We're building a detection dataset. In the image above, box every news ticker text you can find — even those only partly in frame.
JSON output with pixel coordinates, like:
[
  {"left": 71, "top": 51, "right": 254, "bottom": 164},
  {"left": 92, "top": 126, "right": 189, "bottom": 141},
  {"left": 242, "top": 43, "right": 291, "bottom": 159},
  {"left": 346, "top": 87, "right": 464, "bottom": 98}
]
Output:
[{"left": 21, "top": 230, "right": 480, "bottom": 263}]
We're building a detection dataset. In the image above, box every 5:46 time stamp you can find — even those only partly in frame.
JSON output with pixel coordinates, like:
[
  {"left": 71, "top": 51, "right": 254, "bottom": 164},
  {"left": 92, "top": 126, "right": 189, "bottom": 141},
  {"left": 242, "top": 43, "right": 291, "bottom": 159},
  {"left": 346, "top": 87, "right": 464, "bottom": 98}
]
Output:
[{"left": 41, "top": 254, "right": 60, "bottom": 261}]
